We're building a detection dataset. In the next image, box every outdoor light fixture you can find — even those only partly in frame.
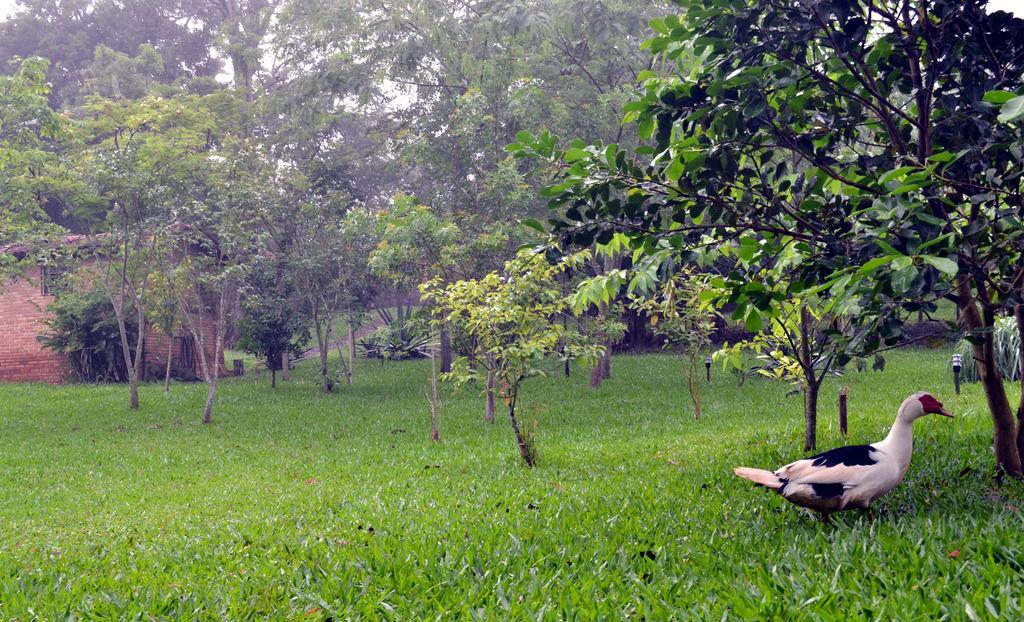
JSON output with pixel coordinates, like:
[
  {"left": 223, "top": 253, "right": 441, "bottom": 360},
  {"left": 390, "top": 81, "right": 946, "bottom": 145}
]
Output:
[
  {"left": 952, "top": 354, "right": 962, "bottom": 395},
  {"left": 705, "top": 355, "right": 712, "bottom": 382}
]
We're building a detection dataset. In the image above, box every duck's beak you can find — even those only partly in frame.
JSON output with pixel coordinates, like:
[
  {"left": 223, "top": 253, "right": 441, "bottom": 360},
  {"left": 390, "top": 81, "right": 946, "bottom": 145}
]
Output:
[{"left": 937, "top": 406, "right": 954, "bottom": 418}]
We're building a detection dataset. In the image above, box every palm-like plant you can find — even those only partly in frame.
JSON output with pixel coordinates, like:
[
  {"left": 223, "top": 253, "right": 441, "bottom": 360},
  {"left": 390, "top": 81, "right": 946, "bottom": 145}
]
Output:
[{"left": 955, "top": 317, "right": 1021, "bottom": 383}]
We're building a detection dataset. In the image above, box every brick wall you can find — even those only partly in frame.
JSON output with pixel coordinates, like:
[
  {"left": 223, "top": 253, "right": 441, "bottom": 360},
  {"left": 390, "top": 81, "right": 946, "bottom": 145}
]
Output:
[
  {"left": 142, "top": 318, "right": 227, "bottom": 380},
  {"left": 0, "top": 267, "right": 66, "bottom": 383},
  {"left": 1, "top": 264, "right": 226, "bottom": 384}
]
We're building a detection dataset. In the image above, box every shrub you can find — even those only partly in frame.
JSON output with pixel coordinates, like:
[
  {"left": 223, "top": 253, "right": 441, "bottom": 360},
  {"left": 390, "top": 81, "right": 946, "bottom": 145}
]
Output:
[
  {"left": 38, "top": 290, "right": 138, "bottom": 382},
  {"left": 357, "top": 323, "right": 431, "bottom": 360}
]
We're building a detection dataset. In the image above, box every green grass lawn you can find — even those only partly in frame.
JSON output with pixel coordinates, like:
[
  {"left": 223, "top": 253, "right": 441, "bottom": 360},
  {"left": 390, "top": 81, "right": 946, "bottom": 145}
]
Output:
[{"left": 1, "top": 349, "right": 1022, "bottom": 620}]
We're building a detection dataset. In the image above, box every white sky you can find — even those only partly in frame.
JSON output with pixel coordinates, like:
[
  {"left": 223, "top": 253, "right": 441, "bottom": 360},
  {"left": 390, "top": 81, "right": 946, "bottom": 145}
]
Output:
[
  {"left": 990, "top": 0, "right": 1024, "bottom": 13},
  {"left": 0, "top": 1, "right": 1020, "bottom": 37},
  {"left": 0, "top": 0, "right": 1022, "bottom": 18}
]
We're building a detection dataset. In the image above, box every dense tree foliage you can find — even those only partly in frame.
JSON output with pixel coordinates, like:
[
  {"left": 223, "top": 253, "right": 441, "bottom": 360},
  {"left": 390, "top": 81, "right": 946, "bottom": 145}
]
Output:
[{"left": 516, "top": 0, "right": 1024, "bottom": 474}]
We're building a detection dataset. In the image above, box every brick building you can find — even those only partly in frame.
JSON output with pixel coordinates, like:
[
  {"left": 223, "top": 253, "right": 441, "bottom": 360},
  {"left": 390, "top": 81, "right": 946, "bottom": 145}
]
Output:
[{"left": 0, "top": 239, "right": 224, "bottom": 384}]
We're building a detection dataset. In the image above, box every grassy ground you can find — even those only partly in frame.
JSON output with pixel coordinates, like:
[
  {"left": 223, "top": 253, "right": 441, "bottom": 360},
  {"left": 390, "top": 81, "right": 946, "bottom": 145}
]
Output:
[{"left": 0, "top": 349, "right": 1022, "bottom": 620}]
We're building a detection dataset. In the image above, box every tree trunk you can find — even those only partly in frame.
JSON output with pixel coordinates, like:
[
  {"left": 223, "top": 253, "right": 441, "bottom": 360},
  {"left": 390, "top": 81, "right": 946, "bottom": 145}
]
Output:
[
  {"left": 428, "top": 353, "right": 441, "bottom": 442},
  {"left": 839, "top": 386, "right": 849, "bottom": 436},
  {"left": 804, "top": 381, "right": 819, "bottom": 452},
  {"left": 485, "top": 368, "right": 496, "bottom": 423},
  {"left": 507, "top": 400, "right": 534, "bottom": 467},
  {"left": 590, "top": 358, "right": 604, "bottom": 389},
  {"left": 1017, "top": 303, "right": 1024, "bottom": 465},
  {"left": 439, "top": 322, "right": 453, "bottom": 374},
  {"left": 319, "top": 345, "right": 330, "bottom": 392},
  {"left": 686, "top": 353, "right": 701, "bottom": 420},
  {"left": 164, "top": 337, "right": 173, "bottom": 394},
  {"left": 960, "top": 279, "right": 1022, "bottom": 476},
  {"left": 313, "top": 318, "right": 331, "bottom": 392},
  {"left": 800, "top": 308, "right": 817, "bottom": 452},
  {"left": 111, "top": 301, "right": 141, "bottom": 409},
  {"left": 347, "top": 311, "right": 356, "bottom": 386},
  {"left": 128, "top": 377, "right": 139, "bottom": 410},
  {"left": 202, "top": 379, "right": 217, "bottom": 424},
  {"left": 563, "top": 315, "right": 571, "bottom": 377},
  {"left": 271, "top": 367, "right": 276, "bottom": 389}
]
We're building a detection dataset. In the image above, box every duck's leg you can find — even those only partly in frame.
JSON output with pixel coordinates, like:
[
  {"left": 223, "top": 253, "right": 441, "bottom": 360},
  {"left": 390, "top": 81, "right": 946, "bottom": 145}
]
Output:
[{"left": 821, "top": 512, "right": 832, "bottom": 525}]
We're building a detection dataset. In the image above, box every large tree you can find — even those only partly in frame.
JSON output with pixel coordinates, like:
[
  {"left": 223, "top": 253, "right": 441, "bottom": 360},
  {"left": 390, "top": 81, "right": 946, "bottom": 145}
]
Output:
[
  {"left": 0, "top": 56, "right": 65, "bottom": 250},
  {"left": 517, "top": 1, "right": 1024, "bottom": 475},
  {"left": 0, "top": 0, "right": 222, "bottom": 108},
  {"left": 71, "top": 94, "right": 216, "bottom": 409}
]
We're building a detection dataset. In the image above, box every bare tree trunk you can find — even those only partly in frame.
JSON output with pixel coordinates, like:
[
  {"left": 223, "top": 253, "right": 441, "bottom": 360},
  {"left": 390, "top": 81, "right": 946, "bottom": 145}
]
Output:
[
  {"left": 800, "top": 307, "right": 817, "bottom": 452},
  {"left": 110, "top": 299, "right": 143, "bottom": 409},
  {"left": 319, "top": 344, "right": 330, "bottom": 392},
  {"left": 1016, "top": 303, "right": 1024, "bottom": 465},
  {"left": 179, "top": 276, "right": 229, "bottom": 425},
  {"left": 804, "top": 381, "right": 819, "bottom": 452},
  {"left": 313, "top": 316, "right": 332, "bottom": 392},
  {"left": 347, "top": 310, "right": 356, "bottom": 386},
  {"left": 164, "top": 337, "right": 173, "bottom": 394},
  {"left": 507, "top": 397, "right": 534, "bottom": 467},
  {"left": 271, "top": 367, "right": 276, "bottom": 389},
  {"left": 439, "top": 322, "right": 453, "bottom": 373},
  {"left": 686, "top": 352, "right": 701, "bottom": 420},
  {"left": 563, "top": 315, "right": 571, "bottom": 377},
  {"left": 128, "top": 375, "right": 139, "bottom": 409},
  {"left": 202, "top": 378, "right": 217, "bottom": 424},
  {"left": 485, "top": 368, "right": 496, "bottom": 423},
  {"left": 427, "top": 353, "right": 441, "bottom": 442},
  {"left": 590, "top": 356, "right": 604, "bottom": 389},
  {"left": 959, "top": 279, "right": 1022, "bottom": 476}
]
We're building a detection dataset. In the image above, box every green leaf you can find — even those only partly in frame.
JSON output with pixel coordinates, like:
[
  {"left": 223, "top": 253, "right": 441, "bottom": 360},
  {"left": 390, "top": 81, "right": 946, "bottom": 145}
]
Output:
[
  {"left": 997, "top": 95, "right": 1024, "bottom": 123},
  {"left": 921, "top": 255, "right": 958, "bottom": 276},
  {"left": 856, "top": 256, "right": 895, "bottom": 276},
  {"left": 521, "top": 218, "right": 545, "bottom": 233},
  {"left": 665, "top": 157, "right": 685, "bottom": 182},
  {"left": 879, "top": 166, "right": 917, "bottom": 185},
  {"left": 983, "top": 90, "right": 1016, "bottom": 104},
  {"left": 564, "top": 148, "right": 589, "bottom": 162},
  {"left": 515, "top": 130, "right": 534, "bottom": 144},
  {"left": 873, "top": 239, "right": 901, "bottom": 255},
  {"left": 745, "top": 309, "right": 763, "bottom": 333}
]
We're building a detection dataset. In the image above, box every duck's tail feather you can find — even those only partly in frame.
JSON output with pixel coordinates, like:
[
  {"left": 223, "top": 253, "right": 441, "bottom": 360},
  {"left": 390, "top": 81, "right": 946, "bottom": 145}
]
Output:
[{"left": 733, "top": 467, "right": 784, "bottom": 490}]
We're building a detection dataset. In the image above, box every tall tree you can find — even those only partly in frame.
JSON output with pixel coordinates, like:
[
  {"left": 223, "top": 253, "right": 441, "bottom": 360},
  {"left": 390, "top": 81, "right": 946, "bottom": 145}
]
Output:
[
  {"left": 72, "top": 94, "right": 215, "bottom": 409},
  {"left": 0, "top": 0, "right": 221, "bottom": 108},
  {"left": 518, "top": 1, "right": 1024, "bottom": 475},
  {"left": 0, "top": 56, "right": 65, "bottom": 257}
]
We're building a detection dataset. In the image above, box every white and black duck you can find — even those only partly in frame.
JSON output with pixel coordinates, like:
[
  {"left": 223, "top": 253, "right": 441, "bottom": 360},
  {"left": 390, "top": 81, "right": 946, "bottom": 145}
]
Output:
[{"left": 734, "top": 392, "right": 953, "bottom": 522}]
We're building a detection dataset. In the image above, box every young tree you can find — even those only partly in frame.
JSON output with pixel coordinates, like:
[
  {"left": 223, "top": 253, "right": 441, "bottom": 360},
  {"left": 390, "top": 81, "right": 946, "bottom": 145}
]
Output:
[
  {"left": 172, "top": 142, "right": 259, "bottom": 423},
  {"left": 517, "top": 2, "right": 1024, "bottom": 475},
  {"left": 72, "top": 93, "right": 217, "bottom": 409},
  {"left": 237, "top": 256, "right": 309, "bottom": 388},
  {"left": 630, "top": 268, "right": 716, "bottom": 421},
  {"left": 370, "top": 194, "right": 463, "bottom": 372},
  {"left": 286, "top": 199, "right": 379, "bottom": 392},
  {"left": 423, "top": 250, "right": 601, "bottom": 467},
  {"left": 146, "top": 265, "right": 183, "bottom": 394}
]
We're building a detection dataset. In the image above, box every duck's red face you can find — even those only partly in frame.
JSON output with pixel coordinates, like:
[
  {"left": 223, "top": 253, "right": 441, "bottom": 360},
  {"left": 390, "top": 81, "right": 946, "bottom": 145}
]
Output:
[{"left": 919, "top": 393, "right": 953, "bottom": 418}]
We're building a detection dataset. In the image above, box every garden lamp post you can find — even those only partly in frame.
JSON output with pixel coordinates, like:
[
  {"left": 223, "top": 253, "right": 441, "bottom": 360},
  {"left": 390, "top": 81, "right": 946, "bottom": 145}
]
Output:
[
  {"left": 705, "top": 355, "right": 712, "bottom": 382},
  {"left": 952, "top": 354, "right": 962, "bottom": 395}
]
